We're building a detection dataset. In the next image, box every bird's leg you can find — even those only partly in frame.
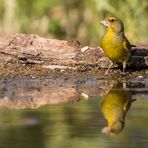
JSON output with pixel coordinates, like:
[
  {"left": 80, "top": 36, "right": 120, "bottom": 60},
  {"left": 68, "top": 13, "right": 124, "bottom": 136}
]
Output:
[
  {"left": 122, "top": 61, "right": 126, "bottom": 75},
  {"left": 123, "top": 82, "right": 126, "bottom": 89},
  {"left": 105, "top": 61, "right": 113, "bottom": 75}
]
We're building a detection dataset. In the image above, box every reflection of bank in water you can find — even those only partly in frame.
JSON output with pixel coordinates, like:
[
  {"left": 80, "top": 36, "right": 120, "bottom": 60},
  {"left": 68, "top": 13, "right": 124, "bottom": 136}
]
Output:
[{"left": 101, "top": 84, "right": 136, "bottom": 135}]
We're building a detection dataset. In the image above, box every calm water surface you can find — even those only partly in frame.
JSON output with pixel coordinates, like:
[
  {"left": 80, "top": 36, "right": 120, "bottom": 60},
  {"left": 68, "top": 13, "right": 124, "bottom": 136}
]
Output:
[{"left": 0, "top": 76, "right": 148, "bottom": 148}]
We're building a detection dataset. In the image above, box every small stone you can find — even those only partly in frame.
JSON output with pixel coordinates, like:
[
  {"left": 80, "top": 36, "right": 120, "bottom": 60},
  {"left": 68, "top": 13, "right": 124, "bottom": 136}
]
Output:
[
  {"left": 81, "top": 92, "right": 89, "bottom": 99},
  {"left": 138, "top": 75, "right": 143, "bottom": 78},
  {"left": 81, "top": 46, "right": 89, "bottom": 52}
]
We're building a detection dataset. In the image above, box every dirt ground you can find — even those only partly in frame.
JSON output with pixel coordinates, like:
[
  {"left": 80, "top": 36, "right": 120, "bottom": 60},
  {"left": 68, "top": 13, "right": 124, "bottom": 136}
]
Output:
[
  {"left": 0, "top": 34, "right": 147, "bottom": 79},
  {"left": 0, "top": 61, "right": 147, "bottom": 79}
]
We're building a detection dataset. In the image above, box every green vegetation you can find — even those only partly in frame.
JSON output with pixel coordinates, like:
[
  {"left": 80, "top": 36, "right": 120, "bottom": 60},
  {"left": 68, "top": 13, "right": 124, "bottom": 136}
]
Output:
[{"left": 0, "top": 0, "right": 147, "bottom": 45}]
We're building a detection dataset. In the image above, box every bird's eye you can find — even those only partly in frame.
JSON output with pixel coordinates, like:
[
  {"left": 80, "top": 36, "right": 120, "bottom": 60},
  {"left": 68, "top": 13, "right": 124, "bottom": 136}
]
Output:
[{"left": 110, "top": 19, "right": 114, "bottom": 22}]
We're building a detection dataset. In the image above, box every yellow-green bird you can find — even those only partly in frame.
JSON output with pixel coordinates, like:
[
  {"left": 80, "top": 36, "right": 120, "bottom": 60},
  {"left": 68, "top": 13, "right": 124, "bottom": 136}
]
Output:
[
  {"left": 100, "top": 16, "right": 131, "bottom": 74},
  {"left": 101, "top": 88, "right": 135, "bottom": 135}
]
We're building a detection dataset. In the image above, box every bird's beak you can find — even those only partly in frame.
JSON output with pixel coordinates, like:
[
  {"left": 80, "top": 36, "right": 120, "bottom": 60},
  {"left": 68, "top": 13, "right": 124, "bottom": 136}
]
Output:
[{"left": 100, "top": 19, "right": 110, "bottom": 27}]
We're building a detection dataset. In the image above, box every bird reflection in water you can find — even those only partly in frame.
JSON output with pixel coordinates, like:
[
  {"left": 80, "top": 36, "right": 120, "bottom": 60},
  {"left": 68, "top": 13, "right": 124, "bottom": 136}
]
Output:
[{"left": 101, "top": 83, "right": 136, "bottom": 135}]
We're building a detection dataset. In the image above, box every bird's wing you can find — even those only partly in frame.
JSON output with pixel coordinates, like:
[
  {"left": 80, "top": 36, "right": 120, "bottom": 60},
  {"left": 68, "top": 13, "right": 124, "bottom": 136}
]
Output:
[
  {"left": 123, "top": 37, "right": 131, "bottom": 52},
  {"left": 123, "top": 99, "right": 136, "bottom": 112}
]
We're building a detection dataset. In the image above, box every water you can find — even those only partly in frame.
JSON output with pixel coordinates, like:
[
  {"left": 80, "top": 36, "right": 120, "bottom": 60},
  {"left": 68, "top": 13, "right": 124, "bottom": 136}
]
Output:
[{"left": 0, "top": 76, "right": 148, "bottom": 148}]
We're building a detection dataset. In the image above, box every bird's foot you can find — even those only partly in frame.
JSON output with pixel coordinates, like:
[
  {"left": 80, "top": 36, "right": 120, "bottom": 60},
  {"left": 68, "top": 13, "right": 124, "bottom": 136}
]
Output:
[
  {"left": 104, "top": 70, "right": 111, "bottom": 76},
  {"left": 120, "top": 71, "right": 129, "bottom": 76},
  {"left": 104, "top": 71, "right": 109, "bottom": 75},
  {"left": 104, "top": 68, "right": 111, "bottom": 75}
]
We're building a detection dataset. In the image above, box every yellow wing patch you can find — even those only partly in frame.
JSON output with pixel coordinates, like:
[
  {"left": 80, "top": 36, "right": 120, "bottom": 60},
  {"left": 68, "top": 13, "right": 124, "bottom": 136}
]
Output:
[{"left": 123, "top": 37, "right": 131, "bottom": 52}]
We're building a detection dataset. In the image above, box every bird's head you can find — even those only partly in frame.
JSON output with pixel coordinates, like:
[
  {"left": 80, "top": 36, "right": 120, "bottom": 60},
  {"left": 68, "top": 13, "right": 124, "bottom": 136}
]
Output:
[{"left": 101, "top": 16, "right": 124, "bottom": 33}]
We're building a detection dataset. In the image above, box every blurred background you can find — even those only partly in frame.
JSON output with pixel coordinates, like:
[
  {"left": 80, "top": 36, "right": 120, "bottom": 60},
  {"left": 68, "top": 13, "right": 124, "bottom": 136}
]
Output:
[{"left": 0, "top": 0, "right": 147, "bottom": 46}]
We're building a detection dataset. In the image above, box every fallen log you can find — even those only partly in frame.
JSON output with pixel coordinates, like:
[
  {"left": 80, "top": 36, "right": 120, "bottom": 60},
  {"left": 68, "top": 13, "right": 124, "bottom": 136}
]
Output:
[{"left": 0, "top": 34, "right": 147, "bottom": 71}]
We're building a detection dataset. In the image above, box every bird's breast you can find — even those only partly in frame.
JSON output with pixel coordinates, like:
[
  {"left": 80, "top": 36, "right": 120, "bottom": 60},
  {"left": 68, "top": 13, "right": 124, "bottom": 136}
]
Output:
[{"left": 101, "top": 31, "right": 129, "bottom": 62}]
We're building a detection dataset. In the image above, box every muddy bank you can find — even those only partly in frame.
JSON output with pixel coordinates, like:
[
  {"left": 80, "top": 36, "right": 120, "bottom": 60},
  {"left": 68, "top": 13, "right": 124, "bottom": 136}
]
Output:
[{"left": 0, "top": 34, "right": 147, "bottom": 78}]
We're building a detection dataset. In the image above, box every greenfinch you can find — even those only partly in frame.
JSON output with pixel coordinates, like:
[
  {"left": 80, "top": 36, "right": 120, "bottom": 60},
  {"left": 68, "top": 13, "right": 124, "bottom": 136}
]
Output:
[
  {"left": 100, "top": 16, "right": 131, "bottom": 74},
  {"left": 101, "top": 87, "right": 135, "bottom": 135}
]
